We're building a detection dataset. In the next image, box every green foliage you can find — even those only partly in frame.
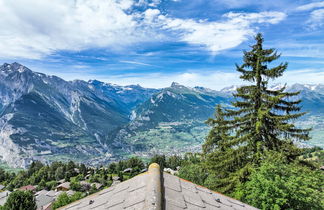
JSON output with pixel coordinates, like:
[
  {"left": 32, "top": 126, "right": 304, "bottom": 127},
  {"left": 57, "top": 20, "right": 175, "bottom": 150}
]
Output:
[
  {"left": 149, "top": 155, "right": 166, "bottom": 170},
  {"left": 0, "top": 168, "right": 15, "bottom": 185},
  {"left": 89, "top": 174, "right": 101, "bottom": 183},
  {"left": 70, "top": 180, "right": 81, "bottom": 191},
  {"left": 52, "top": 192, "right": 84, "bottom": 209},
  {"left": 52, "top": 192, "right": 70, "bottom": 209},
  {"left": 178, "top": 163, "right": 207, "bottom": 186},
  {"left": 80, "top": 164, "right": 87, "bottom": 176},
  {"left": 108, "top": 162, "right": 117, "bottom": 174},
  {"left": 116, "top": 160, "right": 127, "bottom": 172},
  {"left": 117, "top": 171, "right": 124, "bottom": 182},
  {"left": 89, "top": 184, "right": 98, "bottom": 194},
  {"left": 27, "top": 161, "right": 44, "bottom": 176},
  {"left": 55, "top": 167, "right": 64, "bottom": 181},
  {"left": 166, "top": 155, "right": 183, "bottom": 170},
  {"left": 38, "top": 179, "right": 46, "bottom": 190},
  {"left": 234, "top": 155, "right": 324, "bottom": 210},
  {"left": 3, "top": 190, "right": 36, "bottom": 210},
  {"left": 203, "top": 33, "right": 311, "bottom": 194},
  {"left": 0, "top": 158, "right": 146, "bottom": 196},
  {"left": 203, "top": 105, "right": 228, "bottom": 154},
  {"left": 183, "top": 153, "right": 201, "bottom": 164},
  {"left": 125, "top": 157, "right": 145, "bottom": 177},
  {"left": 45, "top": 180, "right": 57, "bottom": 190},
  {"left": 70, "top": 192, "right": 83, "bottom": 202}
]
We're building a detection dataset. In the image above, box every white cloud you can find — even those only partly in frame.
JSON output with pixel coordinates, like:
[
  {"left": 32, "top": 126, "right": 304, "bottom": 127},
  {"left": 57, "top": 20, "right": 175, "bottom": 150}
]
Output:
[
  {"left": 144, "top": 9, "right": 161, "bottom": 22},
  {"left": 296, "top": 1, "right": 324, "bottom": 11},
  {"left": 308, "top": 8, "right": 324, "bottom": 28},
  {"left": 149, "top": 0, "right": 161, "bottom": 7},
  {"left": 295, "top": 1, "right": 324, "bottom": 29},
  {"left": 135, "top": 0, "right": 161, "bottom": 7},
  {"left": 0, "top": 0, "right": 286, "bottom": 59},
  {"left": 277, "top": 69, "right": 324, "bottom": 85},
  {"left": 271, "top": 41, "right": 324, "bottom": 58},
  {"left": 0, "top": 0, "right": 151, "bottom": 59},
  {"left": 119, "top": 60, "right": 155, "bottom": 66},
  {"left": 154, "top": 11, "right": 286, "bottom": 54}
]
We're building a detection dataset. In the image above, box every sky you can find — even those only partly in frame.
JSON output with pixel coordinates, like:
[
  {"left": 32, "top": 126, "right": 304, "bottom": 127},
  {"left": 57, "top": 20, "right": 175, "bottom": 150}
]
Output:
[{"left": 0, "top": 0, "right": 324, "bottom": 90}]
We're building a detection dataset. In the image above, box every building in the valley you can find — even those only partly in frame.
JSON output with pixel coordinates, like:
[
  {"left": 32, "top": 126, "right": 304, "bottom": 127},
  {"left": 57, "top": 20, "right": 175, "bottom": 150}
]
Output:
[
  {"left": 56, "top": 182, "right": 71, "bottom": 191},
  {"left": 19, "top": 185, "right": 36, "bottom": 193},
  {"left": 58, "top": 179, "right": 66, "bottom": 184},
  {"left": 80, "top": 181, "right": 103, "bottom": 190},
  {"left": 35, "top": 190, "right": 49, "bottom": 196},
  {"left": 46, "top": 190, "right": 63, "bottom": 198},
  {"left": 35, "top": 189, "right": 75, "bottom": 210},
  {"left": 58, "top": 163, "right": 258, "bottom": 210},
  {"left": 91, "top": 182, "right": 103, "bottom": 190},
  {"left": 36, "top": 194, "right": 55, "bottom": 210}
]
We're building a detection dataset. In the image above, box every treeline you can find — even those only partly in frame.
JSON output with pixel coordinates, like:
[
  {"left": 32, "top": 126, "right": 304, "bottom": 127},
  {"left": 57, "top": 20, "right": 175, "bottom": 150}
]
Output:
[
  {"left": 0, "top": 155, "right": 189, "bottom": 192},
  {"left": 0, "top": 157, "right": 141, "bottom": 191}
]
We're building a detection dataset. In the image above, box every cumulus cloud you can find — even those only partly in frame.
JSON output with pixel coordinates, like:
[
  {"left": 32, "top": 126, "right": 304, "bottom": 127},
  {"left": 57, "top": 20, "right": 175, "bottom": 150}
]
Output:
[
  {"left": 0, "top": 0, "right": 286, "bottom": 59},
  {"left": 154, "top": 11, "right": 286, "bottom": 54},
  {"left": 0, "top": 0, "right": 149, "bottom": 59},
  {"left": 144, "top": 8, "right": 161, "bottom": 22}
]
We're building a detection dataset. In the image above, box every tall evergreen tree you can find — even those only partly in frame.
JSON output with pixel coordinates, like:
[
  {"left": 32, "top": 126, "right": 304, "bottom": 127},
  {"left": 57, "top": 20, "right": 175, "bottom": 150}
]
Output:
[
  {"left": 204, "top": 33, "right": 310, "bottom": 193},
  {"left": 203, "top": 104, "right": 229, "bottom": 154}
]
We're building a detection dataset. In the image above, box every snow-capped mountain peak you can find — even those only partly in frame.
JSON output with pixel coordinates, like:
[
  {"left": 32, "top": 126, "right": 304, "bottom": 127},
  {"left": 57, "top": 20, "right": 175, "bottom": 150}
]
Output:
[{"left": 220, "top": 85, "right": 241, "bottom": 93}]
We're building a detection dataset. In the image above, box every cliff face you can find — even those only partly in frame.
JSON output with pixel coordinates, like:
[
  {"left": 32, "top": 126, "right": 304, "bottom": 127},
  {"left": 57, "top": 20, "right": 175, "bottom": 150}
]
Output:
[{"left": 0, "top": 63, "right": 153, "bottom": 167}]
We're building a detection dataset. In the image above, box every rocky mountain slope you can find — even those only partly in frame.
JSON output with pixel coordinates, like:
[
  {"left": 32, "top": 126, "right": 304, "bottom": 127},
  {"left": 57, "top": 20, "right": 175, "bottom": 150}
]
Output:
[
  {"left": 0, "top": 63, "right": 154, "bottom": 167},
  {"left": 0, "top": 63, "right": 323, "bottom": 167}
]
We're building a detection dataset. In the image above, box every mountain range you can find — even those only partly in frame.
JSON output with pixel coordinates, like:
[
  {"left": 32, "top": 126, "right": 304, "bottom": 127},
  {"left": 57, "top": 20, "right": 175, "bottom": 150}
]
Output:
[{"left": 0, "top": 63, "right": 323, "bottom": 168}]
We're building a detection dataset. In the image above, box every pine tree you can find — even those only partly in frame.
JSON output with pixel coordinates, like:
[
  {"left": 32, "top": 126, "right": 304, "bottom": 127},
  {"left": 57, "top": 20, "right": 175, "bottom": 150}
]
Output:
[
  {"left": 203, "top": 104, "right": 236, "bottom": 192},
  {"left": 204, "top": 33, "right": 310, "bottom": 193},
  {"left": 202, "top": 104, "right": 229, "bottom": 154}
]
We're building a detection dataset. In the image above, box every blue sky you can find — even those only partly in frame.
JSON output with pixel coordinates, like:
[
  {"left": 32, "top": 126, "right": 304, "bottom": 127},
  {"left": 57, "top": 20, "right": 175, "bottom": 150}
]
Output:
[{"left": 0, "top": 0, "right": 324, "bottom": 89}]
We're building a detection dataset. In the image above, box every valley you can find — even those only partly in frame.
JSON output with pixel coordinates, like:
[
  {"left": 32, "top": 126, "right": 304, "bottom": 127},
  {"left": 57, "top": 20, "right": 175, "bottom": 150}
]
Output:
[{"left": 0, "top": 63, "right": 323, "bottom": 168}]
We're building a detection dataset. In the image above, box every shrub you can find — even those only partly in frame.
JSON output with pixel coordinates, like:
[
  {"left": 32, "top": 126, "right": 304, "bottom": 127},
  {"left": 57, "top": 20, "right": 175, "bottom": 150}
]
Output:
[
  {"left": 178, "top": 164, "right": 207, "bottom": 186},
  {"left": 3, "top": 190, "right": 36, "bottom": 210},
  {"left": 235, "top": 158, "right": 324, "bottom": 210}
]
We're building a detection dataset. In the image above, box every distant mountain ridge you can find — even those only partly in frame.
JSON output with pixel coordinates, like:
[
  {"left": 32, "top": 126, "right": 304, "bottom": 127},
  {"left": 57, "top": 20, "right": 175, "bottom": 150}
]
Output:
[
  {"left": 0, "top": 63, "right": 155, "bottom": 167},
  {"left": 0, "top": 63, "right": 323, "bottom": 168}
]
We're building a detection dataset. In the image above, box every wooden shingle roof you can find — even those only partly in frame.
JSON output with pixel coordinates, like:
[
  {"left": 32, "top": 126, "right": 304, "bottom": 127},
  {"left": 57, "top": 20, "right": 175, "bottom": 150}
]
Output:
[{"left": 59, "top": 163, "right": 258, "bottom": 210}]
